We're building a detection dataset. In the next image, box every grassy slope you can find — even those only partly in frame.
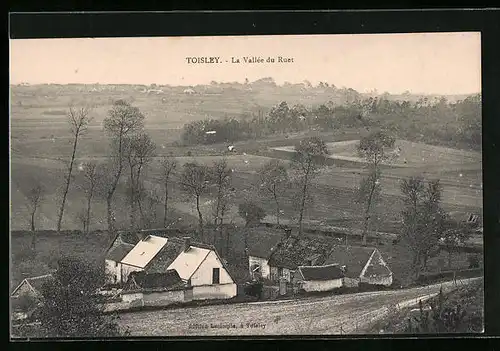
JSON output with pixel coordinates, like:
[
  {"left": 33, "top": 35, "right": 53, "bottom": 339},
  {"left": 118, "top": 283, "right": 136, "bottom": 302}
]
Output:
[{"left": 364, "top": 278, "right": 484, "bottom": 334}]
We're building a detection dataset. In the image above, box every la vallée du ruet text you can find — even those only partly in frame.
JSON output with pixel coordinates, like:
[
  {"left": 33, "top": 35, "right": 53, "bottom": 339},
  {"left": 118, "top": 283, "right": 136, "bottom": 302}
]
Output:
[{"left": 185, "top": 56, "right": 294, "bottom": 64}]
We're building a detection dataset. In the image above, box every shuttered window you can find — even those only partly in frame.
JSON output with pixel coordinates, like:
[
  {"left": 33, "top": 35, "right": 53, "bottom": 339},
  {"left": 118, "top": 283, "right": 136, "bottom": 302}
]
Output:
[{"left": 212, "top": 268, "right": 220, "bottom": 284}]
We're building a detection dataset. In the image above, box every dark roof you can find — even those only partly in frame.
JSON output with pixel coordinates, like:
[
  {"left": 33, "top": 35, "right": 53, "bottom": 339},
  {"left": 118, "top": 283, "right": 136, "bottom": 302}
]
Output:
[
  {"left": 26, "top": 274, "right": 53, "bottom": 292},
  {"left": 298, "top": 264, "right": 344, "bottom": 281},
  {"left": 324, "top": 246, "right": 380, "bottom": 279},
  {"left": 126, "top": 270, "right": 184, "bottom": 292},
  {"left": 268, "top": 235, "right": 338, "bottom": 270},
  {"left": 244, "top": 227, "right": 284, "bottom": 258},
  {"left": 145, "top": 237, "right": 185, "bottom": 273},
  {"left": 12, "top": 274, "right": 54, "bottom": 295},
  {"left": 106, "top": 243, "right": 135, "bottom": 262}
]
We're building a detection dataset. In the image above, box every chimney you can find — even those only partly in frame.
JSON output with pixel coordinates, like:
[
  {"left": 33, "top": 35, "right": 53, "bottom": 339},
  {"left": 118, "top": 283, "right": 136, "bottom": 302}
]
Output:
[
  {"left": 183, "top": 237, "right": 191, "bottom": 252},
  {"left": 284, "top": 228, "right": 292, "bottom": 238}
]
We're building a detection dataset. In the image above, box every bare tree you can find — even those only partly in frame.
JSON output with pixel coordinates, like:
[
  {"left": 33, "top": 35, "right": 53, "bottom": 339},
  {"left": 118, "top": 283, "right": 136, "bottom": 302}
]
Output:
[
  {"left": 259, "top": 159, "right": 289, "bottom": 226},
  {"left": 400, "top": 177, "right": 447, "bottom": 278},
  {"left": 291, "top": 137, "right": 329, "bottom": 236},
  {"left": 123, "top": 132, "right": 156, "bottom": 229},
  {"left": 159, "top": 155, "right": 178, "bottom": 227},
  {"left": 80, "top": 162, "right": 98, "bottom": 233},
  {"left": 356, "top": 131, "right": 396, "bottom": 245},
  {"left": 179, "top": 162, "right": 210, "bottom": 241},
  {"left": 56, "top": 105, "right": 93, "bottom": 232},
  {"left": 27, "top": 183, "right": 45, "bottom": 250},
  {"left": 103, "top": 100, "right": 145, "bottom": 232},
  {"left": 210, "top": 158, "right": 232, "bottom": 224}
]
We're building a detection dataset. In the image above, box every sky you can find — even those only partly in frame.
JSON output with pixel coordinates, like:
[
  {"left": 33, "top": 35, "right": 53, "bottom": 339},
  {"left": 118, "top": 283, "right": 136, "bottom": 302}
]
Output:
[{"left": 10, "top": 32, "right": 481, "bottom": 95}]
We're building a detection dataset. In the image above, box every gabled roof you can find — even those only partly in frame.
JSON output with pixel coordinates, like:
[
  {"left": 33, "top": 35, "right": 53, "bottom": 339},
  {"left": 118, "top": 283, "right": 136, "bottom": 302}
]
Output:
[
  {"left": 121, "top": 235, "right": 168, "bottom": 268},
  {"left": 267, "top": 235, "right": 337, "bottom": 270},
  {"left": 324, "top": 246, "right": 386, "bottom": 279},
  {"left": 244, "top": 227, "right": 284, "bottom": 259},
  {"left": 298, "top": 264, "right": 344, "bottom": 281},
  {"left": 125, "top": 270, "right": 185, "bottom": 292},
  {"left": 11, "top": 274, "right": 53, "bottom": 296},
  {"left": 362, "top": 249, "right": 392, "bottom": 278},
  {"left": 166, "top": 241, "right": 235, "bottom": 283},
  {"left": 106, "top": 242, "right": 135, "bottom": 262},
  {"left": 167, "top": 246, "right": 211, "bottom": 281},
  {"left": 145, "top": 237, "right": 185, "bottom": 273}
]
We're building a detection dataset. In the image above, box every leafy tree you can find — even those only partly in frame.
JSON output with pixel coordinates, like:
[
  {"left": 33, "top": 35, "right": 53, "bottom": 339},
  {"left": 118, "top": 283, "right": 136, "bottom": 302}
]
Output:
[
  {"left": 57, "top": 105, "right": 93, "bottom": 232},
  {"left": 400, "top": 177, "right": 447, "bottom": 277},
  {"left": 102, "top": 100, "right": 145, "bottom": 232},
  {"left": 238, "top": 201, "right": 266, "bottom": 227},
  {"left": 441, "top": 222, "right": 473, "bottom": 269},
  {"left": 37, "top": 256, "right": 125, "bottom": 338},
  {"left": 159, "top": 155, "right": 178, "bottom": 227},
  {"left": 179, "top": 162, "right": 211, "bottom": 241},
  {"left": 356, "top": 131, "right": 396, "bottom": 244},
  {"left": 291, "top": 137, "right": 329, "bottom": 236},
  {"left": 259, "top": 159, "right": 289, "bottom": 226}
]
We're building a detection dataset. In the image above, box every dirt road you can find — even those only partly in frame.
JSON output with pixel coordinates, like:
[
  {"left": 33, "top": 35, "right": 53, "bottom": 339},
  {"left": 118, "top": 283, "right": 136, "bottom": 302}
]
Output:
[{"left": 117, "top": 278, "right": 480, "bottom": 336}]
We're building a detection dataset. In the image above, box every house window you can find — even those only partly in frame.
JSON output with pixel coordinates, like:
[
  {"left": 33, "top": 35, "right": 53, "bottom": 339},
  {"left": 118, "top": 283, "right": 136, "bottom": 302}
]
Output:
[
  {"left": 278, "top": 267, "right": 283, "bottom": 277},
  {"left": 212, "top": 268, "right": 220, "bottom": 284}
]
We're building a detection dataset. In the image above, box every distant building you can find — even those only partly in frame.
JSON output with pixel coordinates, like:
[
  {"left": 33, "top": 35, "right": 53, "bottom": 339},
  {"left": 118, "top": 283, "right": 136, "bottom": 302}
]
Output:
[
  {"left": 11, "top": 274, "right": 54, "bottom": 299},
  {"left": 183, "top": 88, "right": 196, "bottom": 94},
  {"left": 324, "top": 246, "right": 393, "bottom": 287},
  {"left": 294, "top": 264, "right": 345, "bottom": 292}
]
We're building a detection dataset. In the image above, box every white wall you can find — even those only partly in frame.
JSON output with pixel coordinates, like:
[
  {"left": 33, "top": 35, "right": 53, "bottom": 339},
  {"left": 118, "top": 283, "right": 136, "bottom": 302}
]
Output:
[
  {"left": 248, "top": 256, "right": 271, "bottom": 279},
  {"left": 142, "top": 290, "right": 186, "bottom": 305},
  {"left": 302, "top": 278, "right": 343, "bottom": 292},
  {"left": 121, "top": 264, "right": 143, "bottom": 283},
  {"left": 192, "top": 283, "right": 237, "bottom": 300},
  {"left": 190, "top": 251, "right": 233, "bottom": 286},
  {"left": 105, "top": 259, "right": 122, "bottom": 284},
  {"left": 344, "top": 277, "right": 360, "bottom": 287},
  {"left": 122, "top": 292, "right": 143, "bottom": 303},
  {"left": 360, "top": 274, "right": 393, "bottom": 286}
]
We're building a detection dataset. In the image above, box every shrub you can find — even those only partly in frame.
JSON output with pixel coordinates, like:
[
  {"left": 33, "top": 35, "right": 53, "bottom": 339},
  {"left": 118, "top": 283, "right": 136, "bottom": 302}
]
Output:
[{"left": 468, "top": 254, "right": 480, "bottom": 269}]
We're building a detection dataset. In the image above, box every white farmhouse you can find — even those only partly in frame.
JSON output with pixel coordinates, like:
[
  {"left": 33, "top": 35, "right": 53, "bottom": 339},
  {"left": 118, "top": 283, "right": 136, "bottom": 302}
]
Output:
[{"left": 167, "top": 238, "right": 237, "bottom": 300}]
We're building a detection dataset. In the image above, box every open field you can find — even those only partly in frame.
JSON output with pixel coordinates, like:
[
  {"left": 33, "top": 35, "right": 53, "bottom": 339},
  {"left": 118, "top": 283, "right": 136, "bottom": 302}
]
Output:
[{"left": 117, "top": 278, "right": 481, "bottom": 336}]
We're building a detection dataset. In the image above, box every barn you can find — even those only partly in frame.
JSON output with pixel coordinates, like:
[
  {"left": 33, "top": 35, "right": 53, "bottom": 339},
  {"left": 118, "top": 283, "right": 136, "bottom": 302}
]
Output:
[{"left": 324, "top": 246, "right": 393, "bottom": 287}]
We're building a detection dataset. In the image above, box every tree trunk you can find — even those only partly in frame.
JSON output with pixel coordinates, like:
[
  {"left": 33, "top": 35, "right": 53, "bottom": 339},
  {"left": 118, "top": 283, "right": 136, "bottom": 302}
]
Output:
[
  {"left": 56, "top": 133, "right": 79, "bottom": 232},
  {"left": 163, "top": 179, "right": 169, "bottom": 228},
  {"left": 448, "top": 249, "right": 453, "bottom": 269},
  {"left": 106, "top": 195, "right": 115, "bottom": 232},
  {"left": 298, "top": 163, "right": 311, "bottom": 236},
  {"left": 85, "top": 178, "right": 95, "bottom": 234},
  {"left": 31, "top": 210, "right": 36, "bottom": 251},
  {"left": 273, "top": 184, "right": 280, "bottom": 226},
  {"left": 196, "top": 194, "right": 204, "bottom": 242},
  {"left": 362, "top": 175, "right": 377, "bottom": 246},
  {"left": 31, "top": 210, "right": 36, "bottom": 232}
]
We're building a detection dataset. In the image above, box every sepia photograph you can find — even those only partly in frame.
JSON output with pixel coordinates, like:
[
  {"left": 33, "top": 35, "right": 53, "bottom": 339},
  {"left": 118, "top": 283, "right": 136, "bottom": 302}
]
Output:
[{"left": 9, "top": 32, "right": 483, "bottom": 338}]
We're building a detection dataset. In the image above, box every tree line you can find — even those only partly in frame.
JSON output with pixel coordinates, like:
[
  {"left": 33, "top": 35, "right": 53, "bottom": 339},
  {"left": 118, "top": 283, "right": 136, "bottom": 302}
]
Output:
[
  {"left": 180, "top": 95, "right": 481, "bottom": 151},
  {"left": 26, "top": 100, "right": 475, "bottom": 277}
]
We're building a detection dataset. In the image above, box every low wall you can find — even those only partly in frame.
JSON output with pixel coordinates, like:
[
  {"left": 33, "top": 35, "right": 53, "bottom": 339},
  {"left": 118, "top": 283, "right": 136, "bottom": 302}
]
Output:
[{"left": 192, "top": 283, "right": 237, "bottom": 300}]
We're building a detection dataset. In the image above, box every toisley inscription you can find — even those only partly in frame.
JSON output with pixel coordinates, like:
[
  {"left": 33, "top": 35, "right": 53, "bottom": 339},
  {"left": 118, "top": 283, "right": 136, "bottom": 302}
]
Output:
[{"left": 185, "top": 56, "right": 294, "bottom": 64}]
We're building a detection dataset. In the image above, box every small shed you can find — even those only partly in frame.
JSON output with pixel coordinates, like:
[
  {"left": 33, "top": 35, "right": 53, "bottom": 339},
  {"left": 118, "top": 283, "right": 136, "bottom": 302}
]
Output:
[
  {"left": 11, "top": 274, "right": 54, "bottom": 299},
  {"left": 295, "top": 264, "right": 344, "bottom": 292}
]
